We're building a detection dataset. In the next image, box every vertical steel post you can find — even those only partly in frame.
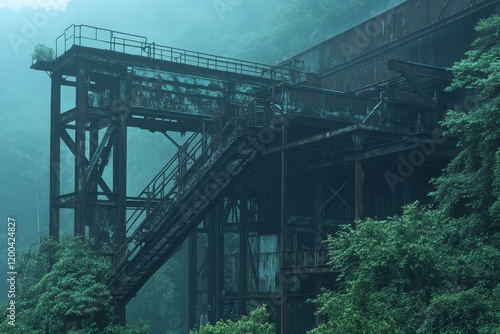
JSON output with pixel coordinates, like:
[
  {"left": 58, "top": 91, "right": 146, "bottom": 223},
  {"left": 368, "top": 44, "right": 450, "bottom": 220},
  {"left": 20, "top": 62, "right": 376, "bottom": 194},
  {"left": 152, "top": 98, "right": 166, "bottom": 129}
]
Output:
[
  {"left": 74, "top": 61, "right": 87, "bottom": 235},
  {"left": 355, "top": 160, "right": 363, "bottom": 220},
  {"left": 88, "top": 121, "right": 99, "bottom": 242},
  {"left": 314, "top": 168, "right": 323, "bottom": 256},
  {"left": 314, "top": 168, "right": 323, "bottom": 327},
  {"left": 217, "top": 201, "right": 225, "bottom": 321},
  {"left": 114, "top": 77, "right": 128, "bottom": 247},
  {"left": 188, "top": 233, "right": 198, "bottom": 329},
  {"left": 208, "top": 201, "right": 225, "bottom": 323},
  {"left": 280, "top": 124, "right": 288, "bottom": 334},
  {"left": 49, "top": 73, "right": 61, "bottom": 240},
  {"left": 239, "top": 183, "right": 248, "bottom": 316}
]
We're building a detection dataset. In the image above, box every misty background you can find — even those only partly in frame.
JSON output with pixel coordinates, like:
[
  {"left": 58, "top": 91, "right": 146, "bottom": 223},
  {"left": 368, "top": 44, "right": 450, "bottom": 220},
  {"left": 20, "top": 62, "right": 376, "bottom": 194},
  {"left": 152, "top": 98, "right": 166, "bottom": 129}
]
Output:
[{"left": 0, "top": 0, "right": 404, "bottom": 332}]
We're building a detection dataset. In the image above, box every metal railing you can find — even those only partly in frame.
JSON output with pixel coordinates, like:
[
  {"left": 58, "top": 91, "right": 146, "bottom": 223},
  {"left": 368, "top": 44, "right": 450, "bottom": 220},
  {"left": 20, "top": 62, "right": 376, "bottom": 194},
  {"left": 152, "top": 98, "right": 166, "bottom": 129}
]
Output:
[
  {"left": 113, "top": 115, "right": 250, "bottom": 267},
  {"left": 286, "top": 249, "right": 330, "bottom": 268},
  {"left": 55, "top": 24, "right": 291, "bottom": 80}
]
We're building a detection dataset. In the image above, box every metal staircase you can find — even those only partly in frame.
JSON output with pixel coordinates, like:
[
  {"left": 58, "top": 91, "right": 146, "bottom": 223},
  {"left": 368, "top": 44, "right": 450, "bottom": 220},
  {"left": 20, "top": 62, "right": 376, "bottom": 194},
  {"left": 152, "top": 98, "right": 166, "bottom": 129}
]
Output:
[{"left": 110, "top": 115, "right": 262, "bottom": 303}]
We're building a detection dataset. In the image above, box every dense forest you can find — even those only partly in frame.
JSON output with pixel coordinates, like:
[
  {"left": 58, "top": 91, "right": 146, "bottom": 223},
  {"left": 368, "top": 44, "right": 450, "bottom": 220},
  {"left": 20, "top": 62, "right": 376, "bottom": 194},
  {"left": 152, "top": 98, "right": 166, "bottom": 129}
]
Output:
[{"left": 1, "top": 0, "right": 499, "bottom": 333}]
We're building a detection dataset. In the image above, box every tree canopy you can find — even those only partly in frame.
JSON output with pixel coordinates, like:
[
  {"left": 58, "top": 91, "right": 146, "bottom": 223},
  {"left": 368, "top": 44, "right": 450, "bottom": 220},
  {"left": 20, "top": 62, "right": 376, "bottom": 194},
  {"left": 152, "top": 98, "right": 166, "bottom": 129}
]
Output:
[
  {"left": 190, "top": 305, "right": 275, "bottom": 334},
  {"left": 0, "top": 237, "right": 150, "bottom": 334},
  {"left": 309, "top": 14, "right": 500, "bottom": 334}
]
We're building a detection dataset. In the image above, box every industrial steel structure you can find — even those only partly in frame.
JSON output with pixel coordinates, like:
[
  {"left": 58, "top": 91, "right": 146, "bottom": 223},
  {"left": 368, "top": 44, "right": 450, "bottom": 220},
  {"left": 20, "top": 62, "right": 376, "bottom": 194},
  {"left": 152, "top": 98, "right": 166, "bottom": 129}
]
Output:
[{"left": 32, "top": 0, "right": 500, "bottom": 332}]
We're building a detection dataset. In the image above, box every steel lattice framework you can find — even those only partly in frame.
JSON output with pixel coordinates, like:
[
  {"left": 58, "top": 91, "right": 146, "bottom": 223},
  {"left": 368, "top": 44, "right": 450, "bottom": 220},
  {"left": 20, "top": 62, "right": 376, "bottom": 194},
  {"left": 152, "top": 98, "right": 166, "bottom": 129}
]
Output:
[{"left": 31, "top": 0, "right": 499, "bottom": 332}]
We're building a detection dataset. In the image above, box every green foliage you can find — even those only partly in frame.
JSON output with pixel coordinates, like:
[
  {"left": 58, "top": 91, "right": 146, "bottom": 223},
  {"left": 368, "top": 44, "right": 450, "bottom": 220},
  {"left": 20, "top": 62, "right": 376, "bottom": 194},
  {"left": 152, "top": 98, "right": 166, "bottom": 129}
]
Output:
[
  {"left": 309, "top": 15, "right": 500, "bottom": 334},
  {"left": 418, "top": 287, "right": 500, "bottom": 334},
  {"left": 190, "top": 305, "right": 275, "bottom": 334},
  {"left": 309, "top": 204, "right": 443, "bottom": 334},
  {"left": 433, "top": 14, "right": 500, "bottom": 221},
  {"left": 31, "top": 43, "right": 55, "bottom": 62},
  {"left": 0, "top": 237, "right": 150, "bottom": 334},
  {"left": 30, "top": 237, "right": 113, "bottom": 333}
]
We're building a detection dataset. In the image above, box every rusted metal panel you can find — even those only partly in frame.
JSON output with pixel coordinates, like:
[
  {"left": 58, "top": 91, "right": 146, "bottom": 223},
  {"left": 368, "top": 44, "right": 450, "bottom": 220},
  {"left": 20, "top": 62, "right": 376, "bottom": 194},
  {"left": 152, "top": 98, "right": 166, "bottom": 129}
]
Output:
[
  {"left": 283, "top": 86, "right": 352, "bottom": 120},
  {"left": 387, "top": 59, "right": 453, "bottom": 81},
  {"left": 247, "top": 235, "right": 280, "bottom": 293},
  {"left": 279, "top": 0, "right": 497, "bottom": 91},
  {"left": 129, "top": 68, "right": 257, "bottom": 116},
  {"left": 282, "top": 85, "right": 384, "bottom": 124}
]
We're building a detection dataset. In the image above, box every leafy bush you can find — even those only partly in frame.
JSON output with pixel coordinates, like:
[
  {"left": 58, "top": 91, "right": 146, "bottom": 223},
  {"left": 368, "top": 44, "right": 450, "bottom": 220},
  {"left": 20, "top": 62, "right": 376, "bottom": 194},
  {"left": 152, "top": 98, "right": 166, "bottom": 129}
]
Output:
[
  {"left": 190, "top": 305, "right": 275, "bottom": 334},
  {"left": 32, "top": 43, "right": 55, "bottom": 62}
]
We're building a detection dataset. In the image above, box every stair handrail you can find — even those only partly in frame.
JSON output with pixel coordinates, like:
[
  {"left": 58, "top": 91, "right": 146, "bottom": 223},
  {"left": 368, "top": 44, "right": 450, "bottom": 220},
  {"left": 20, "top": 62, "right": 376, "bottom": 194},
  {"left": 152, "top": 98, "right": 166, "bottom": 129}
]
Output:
[
  {"left": 113, "top": 116, "right": 247, "bottom": 268},
  {"left": 125, "top": 119, "right": 220, "bottom": 235}
]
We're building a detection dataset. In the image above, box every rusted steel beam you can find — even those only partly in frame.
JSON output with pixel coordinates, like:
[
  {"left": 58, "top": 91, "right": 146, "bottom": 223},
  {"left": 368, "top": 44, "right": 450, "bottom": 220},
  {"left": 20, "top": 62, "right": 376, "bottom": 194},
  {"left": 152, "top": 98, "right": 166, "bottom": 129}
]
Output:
[
  {"left": 188, "top": 233, "right": 197, "bottom": 329},
  {"left": 280, "top": 124, "right": 288, "bottom": 334},
  {"left": 239, "top": 185, "right": 248, "bottom": 317},
  {"left": 74, "top": 60, "right": 87, "bottom": 236},
  {"left": 55, "top": 193, "right": 76, "bottom": 208},
  {"left": 85, "top": 124, "right": 115, "bottom": 185},
  {"left": 264, "top": 124, "right": 365, "bottom": 155},
  {"left": 56, "top": 108, "right": 76, "bottom": 124},
  {"left": 60, "top": 129, "right": 114, "bottom": 196},
  {"left": 113, "top": 78, "right": 128, "bottom": 248},
  {"left": 388, "top": 60, "right": 438, "bottom": 108},
  {"left": 355, "top": 160, "right": 363, "bottom": 220},
  {"left": 387, "top": 59, "right": 453, "bottom": 81},
  {"left": 45, "top": 45, "right": 283, "bottom": 88},
  {"left": 50, "top": 73, "right": 62, "bottom": 240},
  {"left": 125, "top": 197, "right": 161, "bottom": 209}
]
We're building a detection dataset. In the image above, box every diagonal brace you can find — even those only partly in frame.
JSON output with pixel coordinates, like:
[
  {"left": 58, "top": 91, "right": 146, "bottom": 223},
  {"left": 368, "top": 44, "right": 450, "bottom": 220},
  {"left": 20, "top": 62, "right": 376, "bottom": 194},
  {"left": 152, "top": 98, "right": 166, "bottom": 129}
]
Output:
[
  {"left": 319, "top": 181, "right": 349, "bottom": 211},
  {"left": 60, "top": 129, "right": 114, "bottom": 196},
  {"left": 86, "top": 124, "right": 116, "bottom": 185}
]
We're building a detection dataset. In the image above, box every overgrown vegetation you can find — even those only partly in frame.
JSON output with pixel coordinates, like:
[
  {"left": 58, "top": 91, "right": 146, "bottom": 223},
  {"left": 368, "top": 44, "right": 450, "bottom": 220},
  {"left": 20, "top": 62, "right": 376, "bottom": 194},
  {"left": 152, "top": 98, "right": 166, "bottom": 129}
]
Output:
[
  {"left": 189, "top": 305, "right": 275, "bottom": 334},
  {"left": 31, "top": 43, "right": 55, "bottom": 62},
  {"left": 0, "top": 237, "right": 150, "bottom": 334},
  {"left": 309, "top": 14, "right": 500, "bottom": 334}
]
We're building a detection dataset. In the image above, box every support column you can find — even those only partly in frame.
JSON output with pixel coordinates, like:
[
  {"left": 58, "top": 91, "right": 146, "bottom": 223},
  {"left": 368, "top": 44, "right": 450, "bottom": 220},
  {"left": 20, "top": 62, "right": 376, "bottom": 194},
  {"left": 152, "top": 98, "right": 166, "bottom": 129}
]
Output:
[
  {"left": 314, "top": 168, "right": 323, "bottom": 252},
  {"left": 239, "top": 184, "right": 248, "bottom": 316},
  {"left": 74, "top": 61, "right": 87, "bottom": 236},
  {"left": 88, "top": 121, "right": 99, "bottom": 242},
  {"left": 280, "top": 125, "right": 288, "bottom": 334},
  {"left": 49, "top": 73, "right": 62, "bottom": 240},
  {"left": 188, "top": 232, "right": 198, "bottom": 329},
  {"left": 208, "top": 201, "right": 224, "bottom": 323},
  {"left": 355, "top": 160, "right": 363, "bottom": 220},
  {"left": 314, "top": 169, "right": 322, "bottom": 327},
  {"left": 217, "top": 201, "right": 225, "bottom": 320},
  {"left": 114, "top": 78, "right": 127, "bottom": 247}
]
